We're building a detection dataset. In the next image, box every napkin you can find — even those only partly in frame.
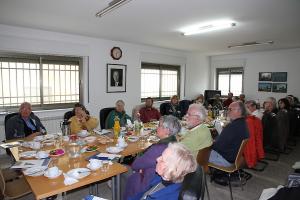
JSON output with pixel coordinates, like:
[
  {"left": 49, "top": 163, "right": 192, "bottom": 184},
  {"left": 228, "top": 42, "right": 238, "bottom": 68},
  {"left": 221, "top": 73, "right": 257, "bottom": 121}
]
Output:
[
  {"left": 63, "top": 173, "right": 78, "bottom": 185},
  {"left": 96, "top": 153, "right": 121, "bottom": 160},
  {"left": 214, "top": 120, "right": 223, "bottom": 134}
]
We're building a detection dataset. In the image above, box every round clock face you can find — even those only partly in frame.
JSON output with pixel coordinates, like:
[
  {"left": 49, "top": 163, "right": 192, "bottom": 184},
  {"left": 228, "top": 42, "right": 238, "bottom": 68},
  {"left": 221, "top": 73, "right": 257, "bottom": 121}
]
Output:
[{"left": 111, "top": 47, "right": 122, "bottom": 60}]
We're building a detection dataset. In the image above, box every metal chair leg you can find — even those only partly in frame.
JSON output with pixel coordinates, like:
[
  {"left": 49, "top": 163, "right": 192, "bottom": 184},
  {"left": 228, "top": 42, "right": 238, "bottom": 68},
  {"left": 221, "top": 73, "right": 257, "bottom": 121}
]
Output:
[
  {"left": 228, "top": 173, "right": 233, "bottom": 200},
  {"left": 204, "top": 174, "right": 210, "bottom": 200},
  {"left": 238, "top": 170, "right": 244, "bottom": 191}
]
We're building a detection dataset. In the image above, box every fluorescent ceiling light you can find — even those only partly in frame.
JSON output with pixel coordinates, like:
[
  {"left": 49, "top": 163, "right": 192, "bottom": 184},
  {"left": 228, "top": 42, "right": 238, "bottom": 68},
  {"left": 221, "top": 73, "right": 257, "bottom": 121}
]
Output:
[
  {"left": 96, "top": 0, "right": 133, "bottom": 18},
  {"left": 181, "top": 20, "right": 236, "bottom": 36},
  {"left": 228, "top": 41, "right": 274, "bottom": 48}
]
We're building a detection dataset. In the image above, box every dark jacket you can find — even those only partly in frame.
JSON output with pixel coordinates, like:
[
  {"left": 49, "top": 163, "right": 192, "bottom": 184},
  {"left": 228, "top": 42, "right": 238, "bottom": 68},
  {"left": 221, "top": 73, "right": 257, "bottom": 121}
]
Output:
[{"left": 6, "top": 113, "right": 46, "bottom": 140}]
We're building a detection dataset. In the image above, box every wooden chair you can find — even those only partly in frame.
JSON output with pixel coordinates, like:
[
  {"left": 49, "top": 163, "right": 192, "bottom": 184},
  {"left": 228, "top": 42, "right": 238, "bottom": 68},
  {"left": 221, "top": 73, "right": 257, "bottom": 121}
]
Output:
[
  {"left": 0, "top": 169, "right": 31, "bottom": 199},
  {"left": 196, "top": 146, "right": 212, "bottom": 200},
  {"left": 208, "top": 139, "right": 248, "bottom": 200}
]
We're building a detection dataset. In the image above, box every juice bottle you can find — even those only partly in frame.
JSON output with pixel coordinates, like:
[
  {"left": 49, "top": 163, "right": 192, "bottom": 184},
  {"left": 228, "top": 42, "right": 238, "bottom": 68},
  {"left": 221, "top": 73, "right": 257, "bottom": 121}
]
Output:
[{"left": 113, "top": 116, "right": 121, "bottom": 139}]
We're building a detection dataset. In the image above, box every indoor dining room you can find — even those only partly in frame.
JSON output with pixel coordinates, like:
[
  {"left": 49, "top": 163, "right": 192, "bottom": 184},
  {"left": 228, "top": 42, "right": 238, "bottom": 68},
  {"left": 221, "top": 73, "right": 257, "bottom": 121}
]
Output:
[{"left": 0, "top": 0, "right": 300, "bottom": 200}]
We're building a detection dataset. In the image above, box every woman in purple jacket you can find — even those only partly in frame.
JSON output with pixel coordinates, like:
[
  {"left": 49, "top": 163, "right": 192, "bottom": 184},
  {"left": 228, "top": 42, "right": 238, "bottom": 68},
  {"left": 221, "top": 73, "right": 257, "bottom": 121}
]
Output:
[{"left": 123, "top": 115, "right": 181, "bottom": 200}]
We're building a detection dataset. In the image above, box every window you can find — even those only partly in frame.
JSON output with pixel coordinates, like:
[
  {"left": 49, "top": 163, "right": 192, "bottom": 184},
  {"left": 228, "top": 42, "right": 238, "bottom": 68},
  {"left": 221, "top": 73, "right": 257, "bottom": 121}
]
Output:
[
  {"left": 141, "top": 63, "right": 180, "bottom": 100},
  {"left": 0, "top": 53, "right": 82, "bottom": 110},
  {"left": 216, "top": 67, "right": 243, "bottom": 96}
]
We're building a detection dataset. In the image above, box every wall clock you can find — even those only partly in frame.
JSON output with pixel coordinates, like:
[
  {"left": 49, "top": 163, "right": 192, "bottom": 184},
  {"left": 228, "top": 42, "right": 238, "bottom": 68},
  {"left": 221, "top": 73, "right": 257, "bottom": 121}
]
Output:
[{"left": 110, "top": 47, "right": 122, "bottom": 60}]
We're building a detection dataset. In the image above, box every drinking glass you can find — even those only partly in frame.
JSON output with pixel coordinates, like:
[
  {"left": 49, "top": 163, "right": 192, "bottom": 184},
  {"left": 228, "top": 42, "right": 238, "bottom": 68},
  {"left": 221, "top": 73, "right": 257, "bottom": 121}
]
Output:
[
  {"left": 101, "top": 161, "right": 109, "bottom": 172},
  {"left": 67, "top": 142, "right": 81, "bottom": 158}
]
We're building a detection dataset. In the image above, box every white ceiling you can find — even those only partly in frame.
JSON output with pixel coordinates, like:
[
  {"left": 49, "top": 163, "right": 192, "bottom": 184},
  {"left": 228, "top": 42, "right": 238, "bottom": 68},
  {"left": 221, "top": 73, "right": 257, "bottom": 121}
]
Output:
[{"left": 0, "top": 0, "right": 300, "bottom": 55}]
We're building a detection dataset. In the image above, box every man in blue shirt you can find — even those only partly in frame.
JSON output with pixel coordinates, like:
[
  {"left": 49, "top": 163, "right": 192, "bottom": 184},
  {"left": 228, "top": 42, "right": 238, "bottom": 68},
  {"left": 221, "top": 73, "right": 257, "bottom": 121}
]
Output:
[
  {"left": 6, "top": 102, "right": 46, "bottom": 140},
  {"left": 209, "top": 101, "right": 249, "bottom": 167}
]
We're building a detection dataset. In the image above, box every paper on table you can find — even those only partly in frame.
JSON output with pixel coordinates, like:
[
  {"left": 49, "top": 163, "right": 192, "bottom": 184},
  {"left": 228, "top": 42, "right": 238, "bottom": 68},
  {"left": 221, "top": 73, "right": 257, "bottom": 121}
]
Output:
[
  {"left": 96, "top": 153, "right": 121, "bottom": 160},
  {"left": 63, "top": 173, "right": 79, "bottom": 185}
]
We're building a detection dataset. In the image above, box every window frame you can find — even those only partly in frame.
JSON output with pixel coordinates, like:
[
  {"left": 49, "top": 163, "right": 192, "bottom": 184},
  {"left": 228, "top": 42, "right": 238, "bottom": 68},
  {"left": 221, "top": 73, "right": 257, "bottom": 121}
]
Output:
[
  {"left": 141, "top": 62, "right": 180, "bottom": 101},
  {"left": 0, "top": 52, "right": 83, "bottom": 111},
  {"left": 216, "top": 67, "right": 244, "bottom": 96}
]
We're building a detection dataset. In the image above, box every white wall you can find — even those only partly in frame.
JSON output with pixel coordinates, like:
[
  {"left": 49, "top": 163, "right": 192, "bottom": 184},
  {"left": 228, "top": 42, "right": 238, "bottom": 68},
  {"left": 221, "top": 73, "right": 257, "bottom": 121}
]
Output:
[
  {"left": 210, "top": 48, "right": 300, "bottom": 104},
  {"left": 185, "top": 52, "right": 210, "bottom": 99}
]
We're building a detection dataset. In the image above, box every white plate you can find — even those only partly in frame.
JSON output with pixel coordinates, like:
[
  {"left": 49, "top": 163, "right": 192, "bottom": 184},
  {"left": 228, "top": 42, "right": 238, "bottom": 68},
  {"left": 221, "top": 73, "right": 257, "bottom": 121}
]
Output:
[
  {"left": 84, "top": 136, "right": 97, "bottom": 144},
  {"left": 106, "top": 146, "right": 123, "bottom": 154},
  {"left": 66, "top": 168, "right": 91, "bottom": 179},
  {"left": 19, "top": 151, "right": 37, "bottom": 158},
  {"left": 77, "top": 132, "right": 90, "bottom": 138},
  {"left": 87, "top": 163, "right": 102, "bottom": 171},
  {"left": 44, "top": 170, "right": 63, "bottom": 179},
  {"left": 23, "top": 166, "right": 47, "bottom": 176},
  {"left": 127, "top": 136, "right": 139, "bottom": 142},
  {"left": 33, "top": 135, "right": 44, "bottom": 142},
  {"left": 35, "top": 151, "right": 49, "bottom": 159}
]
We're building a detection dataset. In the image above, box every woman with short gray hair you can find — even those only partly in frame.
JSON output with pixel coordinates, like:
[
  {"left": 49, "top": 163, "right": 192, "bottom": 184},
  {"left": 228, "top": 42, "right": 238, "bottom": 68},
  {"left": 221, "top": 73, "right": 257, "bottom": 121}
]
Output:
[{"left": 123, "top": 115, "right": 181, "bottom": 200}]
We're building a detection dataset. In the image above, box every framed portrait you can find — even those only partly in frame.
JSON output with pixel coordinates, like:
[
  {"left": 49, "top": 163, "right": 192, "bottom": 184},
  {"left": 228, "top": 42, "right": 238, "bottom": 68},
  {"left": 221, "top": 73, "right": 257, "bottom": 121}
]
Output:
[
  {"left": 107, "top": 64, "right": 127, "bottom": 93},
  {"left": 272, "top": 72, "right": 287, "bottom": 82},
  {"left": 258, "top": 82, "right": 272, "bottom": 92},
  {"left": 258, "top": 72, "right": 272, "bottom": 81},
  {"left": 272, "top": 83, "right": 287, "bottom": 93}
]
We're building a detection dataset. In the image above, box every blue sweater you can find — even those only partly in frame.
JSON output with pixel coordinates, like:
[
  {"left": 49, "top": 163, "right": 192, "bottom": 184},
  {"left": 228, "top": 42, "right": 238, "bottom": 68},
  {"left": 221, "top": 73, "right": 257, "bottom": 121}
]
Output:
[
  {"left": 128, "top": 175, "right": 182, "bottom": 200},
  {"left": 213, "top": 117, "right": 249, "bottom": 163}
]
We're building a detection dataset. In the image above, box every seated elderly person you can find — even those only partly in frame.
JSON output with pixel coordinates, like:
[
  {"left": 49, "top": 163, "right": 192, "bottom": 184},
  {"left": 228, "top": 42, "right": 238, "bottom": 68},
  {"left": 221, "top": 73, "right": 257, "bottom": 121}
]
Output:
[
  {"left": 239, "top": 93, "right": 246, "bottom": 103},
  {"left": 139, "top": 97, "right": 161, "bottom": 123},
  {"left": 246, "top": 100, "right": 263, "bottom": 119},
  {"left": 128, "top": 143, "right": 197, "bottom": 200},
  {"left": 209, "top": 101, "right": 249, "bottom": 167},
  {"left": 105, "top": 100, "right": 132, "bottom": 129},
  {"left": 6, "top": 102, "right": 46, "bottom": 140},
  {"left": 165, "top": 95, "right": 182, "bottom": 119},
  {"left": 123, "top": 115, "right": 181, "bottom": 200},
  {"left": 69, "top": 103, "right": 99, "bottom": 134},
  {"left": 180, "top": 104, "right": 213, "bottom": 157},
  {"left": 223, "top": 92, "right": 233, "bottom": 108}
]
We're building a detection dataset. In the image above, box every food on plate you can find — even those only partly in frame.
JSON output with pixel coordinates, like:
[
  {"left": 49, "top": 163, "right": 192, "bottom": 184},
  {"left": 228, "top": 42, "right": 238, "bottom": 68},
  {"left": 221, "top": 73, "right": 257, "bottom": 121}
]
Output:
[
  {"left": 85, "top": 145, "right": 98, "bottom": 152},
  {"left": 49, "top": 149, "right": 65, "bottom": 156}
]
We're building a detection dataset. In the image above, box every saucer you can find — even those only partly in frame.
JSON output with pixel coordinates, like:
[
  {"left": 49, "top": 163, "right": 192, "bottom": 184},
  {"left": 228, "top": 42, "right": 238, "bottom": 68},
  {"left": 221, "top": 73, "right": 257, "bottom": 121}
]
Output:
[
  {"left": 87, "top": 163, "right": 102, "bottom": 171},
  {"left": 106, "top": 146, "right": 123, "bottom": 154},
  {"left": 66, "top": 168, "right": 91, "bottom": 179},
  {"left": 44, "top": 170, "right": 62, "bottom": 179}
]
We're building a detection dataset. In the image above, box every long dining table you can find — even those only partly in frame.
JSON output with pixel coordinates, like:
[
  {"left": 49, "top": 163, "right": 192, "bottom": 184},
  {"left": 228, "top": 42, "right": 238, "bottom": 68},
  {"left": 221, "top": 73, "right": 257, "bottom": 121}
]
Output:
[{"left": 6, "top": 130, "right": 156, "bottom": 200}]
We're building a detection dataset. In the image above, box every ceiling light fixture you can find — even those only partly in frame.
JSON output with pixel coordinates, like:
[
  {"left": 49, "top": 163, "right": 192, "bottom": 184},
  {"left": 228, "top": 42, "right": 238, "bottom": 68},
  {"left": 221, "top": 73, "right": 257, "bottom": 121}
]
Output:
[
  {"left": 96, "top": 0, "right": 133, "bottom": 18},
  {"left": 228, "top": 41, "right": 274, "bottom": 48},
  {"left": 181, "top": 20, "right": 236, "bottom": 36}
]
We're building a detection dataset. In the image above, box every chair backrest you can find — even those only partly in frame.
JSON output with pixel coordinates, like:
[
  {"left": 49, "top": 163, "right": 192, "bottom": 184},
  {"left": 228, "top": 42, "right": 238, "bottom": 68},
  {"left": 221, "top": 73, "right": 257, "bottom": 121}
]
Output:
[
  {"left": 0, "top": 170, "right": 5, "bottom": 198},
  {"left": 196, "top": 145, "right": 212, "bottom": 173},
  {"left": 4, "top": 112, "right": 19, "bottom": 140},
  {"left": 179, "top": 100, "right": 192, "bottom": 116},
  {"left": 63, "top": 110, "right": 74, "bottom": 121},
  {"left": 179, "top": 165, "right": 205, "bottom": 200},
  {"left": 235, "top": 139, "right": 249, "bottom": 169},
  {"left": 99, "top": 107, "right": 115, "bottom": 129},
  {"left": 159, "top": 102, "right": 169, "bottom": 116}
]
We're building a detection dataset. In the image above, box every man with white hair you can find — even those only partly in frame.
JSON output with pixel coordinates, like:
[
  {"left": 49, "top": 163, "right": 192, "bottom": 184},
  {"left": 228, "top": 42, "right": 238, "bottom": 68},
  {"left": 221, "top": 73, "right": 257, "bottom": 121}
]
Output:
[
  {"left": 246, "top": 100, "right": 263, "bottom": 119},
  {"left": 180, "top": 104, "right": 213, "bottom": 157}
]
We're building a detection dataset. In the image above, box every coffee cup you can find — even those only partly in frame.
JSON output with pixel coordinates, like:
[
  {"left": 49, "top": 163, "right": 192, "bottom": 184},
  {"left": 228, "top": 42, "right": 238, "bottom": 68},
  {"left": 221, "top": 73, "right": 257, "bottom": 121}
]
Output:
[
  {"left": 89, "top": 159, "right": 102, "bottom": 169},
  {"left": 47, "top": 166, "right": 59, "bottom": 177},
  {"left": 63, "top": 135, "right": 70, "bottom": 142},
  {"left": 79, "top": 130, "right": 88, "bottom": 137}
]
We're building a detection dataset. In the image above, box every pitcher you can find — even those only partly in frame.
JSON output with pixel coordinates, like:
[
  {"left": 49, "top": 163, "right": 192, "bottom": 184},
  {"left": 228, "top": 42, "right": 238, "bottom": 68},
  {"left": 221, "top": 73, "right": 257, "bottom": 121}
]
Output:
[{"left": 60, "top": 119, "right": 71, "bottom": 136}]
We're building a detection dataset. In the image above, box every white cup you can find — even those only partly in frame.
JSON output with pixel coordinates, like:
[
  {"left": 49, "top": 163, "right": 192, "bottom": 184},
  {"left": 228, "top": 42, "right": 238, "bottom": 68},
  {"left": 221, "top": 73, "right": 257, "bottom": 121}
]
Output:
[
  {"left": 79, "top": 130, "right": 88, "bottom": 137},
  {"left": 37, "top": 151, "right": 48, "bottom": 159},
  {"left": 63, "top": 136, "right": 70, "bottom": 142},
  {"left": 89, "top": 159, "right": 102, "bottom": 169},
  {"left": 47, "top": 166, "right": 59, "bottom": 177}
]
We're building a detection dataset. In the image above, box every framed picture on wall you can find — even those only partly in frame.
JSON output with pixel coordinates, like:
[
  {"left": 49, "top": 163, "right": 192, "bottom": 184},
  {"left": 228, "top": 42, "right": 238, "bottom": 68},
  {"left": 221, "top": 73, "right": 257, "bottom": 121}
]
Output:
[
  {"left": 106, "top": 64, "right": 127, "bottom": 93},
  {"left": 258, "top": 72, "right": 272, "bottom": 81},
  {"left": 272, "top": 83, "right": 287, "bottom": 93},
  {"left": 272, "top": 72, "right": 287, "bottom": 82},
  {"left": 258, "top": 82, "right": 272, "bottom": 92}
]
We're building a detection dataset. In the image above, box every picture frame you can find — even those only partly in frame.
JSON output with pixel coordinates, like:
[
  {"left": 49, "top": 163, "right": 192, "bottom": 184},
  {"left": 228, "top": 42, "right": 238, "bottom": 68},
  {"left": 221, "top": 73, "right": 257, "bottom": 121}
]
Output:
[
  {"left": 258, "top": 72, "right": 272, "bottom": 81},
  {"left": 272, "top": 72, "right": 287, "bottom": 82},
  {"left": 107, "top": 64, "right": 127, "bottom": 93},
  {"left": 272, "top": 83, "right": 287, "bottom": 93},
  {"left": 258, "top": 82, "right": 272, "bottom": 92}
]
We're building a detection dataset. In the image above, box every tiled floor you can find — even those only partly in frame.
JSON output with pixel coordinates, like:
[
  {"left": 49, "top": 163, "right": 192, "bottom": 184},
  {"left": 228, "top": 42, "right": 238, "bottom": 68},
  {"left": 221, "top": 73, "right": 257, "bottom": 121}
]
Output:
[{"left": 2, "top": 138, "right": 300, "bottom": 200}]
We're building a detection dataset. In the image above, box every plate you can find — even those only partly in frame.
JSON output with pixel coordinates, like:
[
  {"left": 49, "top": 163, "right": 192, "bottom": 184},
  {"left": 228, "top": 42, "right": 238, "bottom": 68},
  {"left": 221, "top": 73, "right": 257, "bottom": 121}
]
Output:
[
  {"left": 148, "top": 136, "right": 160, "bottom": 142},
  {"left": 106, "top": 146, "right": 123, "bottom": 154},
  {"left": 44, "top": 170, "right": 63, "bottom": 179},
  {"left": 19, "top": 151, "right": 37, "bottom": 158},
  {"left": 127, "top": 136, "right": 139, "bottom": 142},
  {"left": 43, "top": 140, "right": 55, "bottom": 146},
  {"left": 77, "top": 131, "right": 90, "bottom": 138},
  {"left": 84, "top": 136, "right": 97, "bottom": 144},
  {"left": 49, "top": 149, "right": 65, "bottom": 157},
  {"left": 33, "top": 135, "right": 44, "bottom": 142},
  {"left": 83, "top": 145, "right": 98, "bottom": 152},
  {"left": 23, "top": 166, "right": 47, "bottom": 176},
  {"left": 66, "top": 168, "right": 91, "bottom": 179}
]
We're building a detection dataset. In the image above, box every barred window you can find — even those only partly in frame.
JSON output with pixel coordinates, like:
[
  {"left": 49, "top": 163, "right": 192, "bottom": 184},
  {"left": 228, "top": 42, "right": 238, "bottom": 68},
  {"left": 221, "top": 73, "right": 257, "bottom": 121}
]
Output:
[
  {"left": 141, "top": 62, "right": 180, "bottom": 100},
  {"left": 216, "top": 67, "right": 243, "bottom": 96},
  {"left": 0, "top": 53, "right": 81, "bottom": 110}
]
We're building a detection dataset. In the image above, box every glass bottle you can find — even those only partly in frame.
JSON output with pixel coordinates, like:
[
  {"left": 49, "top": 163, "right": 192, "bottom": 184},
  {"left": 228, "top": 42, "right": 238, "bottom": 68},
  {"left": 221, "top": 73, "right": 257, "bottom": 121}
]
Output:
[{"left": 113, "top": 116, "right": 121, "bottom": 139}]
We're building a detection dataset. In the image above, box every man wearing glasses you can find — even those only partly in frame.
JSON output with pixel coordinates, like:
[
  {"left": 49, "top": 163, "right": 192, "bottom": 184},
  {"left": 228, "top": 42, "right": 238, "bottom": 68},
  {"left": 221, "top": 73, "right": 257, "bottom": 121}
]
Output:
[{"left": 208, "top": 101, "right": 249, "bottom": 167}]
